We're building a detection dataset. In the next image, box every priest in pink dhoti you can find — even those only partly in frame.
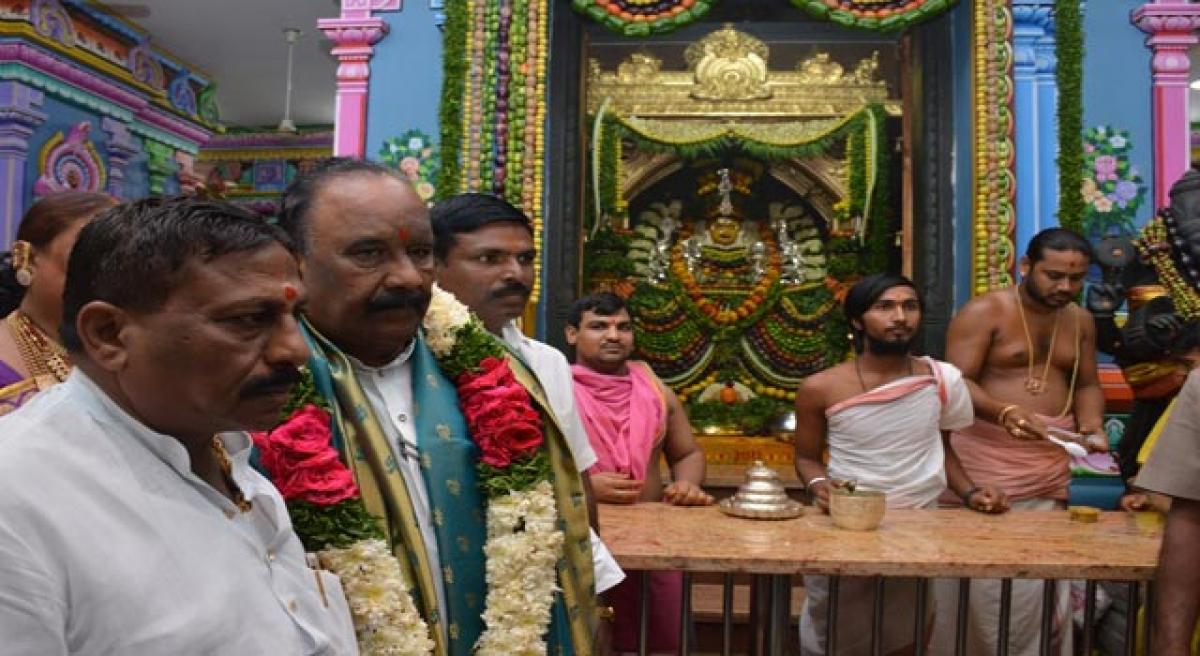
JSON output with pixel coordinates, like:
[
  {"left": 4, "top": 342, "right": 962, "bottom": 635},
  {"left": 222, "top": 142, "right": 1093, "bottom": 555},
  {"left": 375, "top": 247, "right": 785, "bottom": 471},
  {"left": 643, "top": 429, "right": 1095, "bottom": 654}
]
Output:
[
  {"left": 939, "top": 228, "right": 1108, "bottom": 655},
  {"left": 566, "top": 292, "right": 714, "bottom": 654},
  {"left": 794, "top": 273, "right": 1008, "bottom": 656}
]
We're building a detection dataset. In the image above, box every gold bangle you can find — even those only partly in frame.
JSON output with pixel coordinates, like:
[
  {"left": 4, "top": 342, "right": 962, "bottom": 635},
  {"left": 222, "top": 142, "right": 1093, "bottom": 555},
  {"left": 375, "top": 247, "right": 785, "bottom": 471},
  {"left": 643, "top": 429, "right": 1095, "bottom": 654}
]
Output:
[
  {"left": 996, "top": 404, "right": 1018, "bottom": 426},
  {"left": 597, "top": 605, "right": 615, "bottom": 621}
]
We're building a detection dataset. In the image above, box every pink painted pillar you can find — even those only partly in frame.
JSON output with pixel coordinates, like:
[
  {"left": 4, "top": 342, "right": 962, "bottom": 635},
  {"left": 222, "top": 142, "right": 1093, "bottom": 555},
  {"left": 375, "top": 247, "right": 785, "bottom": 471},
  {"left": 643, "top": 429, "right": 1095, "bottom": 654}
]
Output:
[
  {"left": 1133, "top": 1, "right": 1200, "bottom": 208},
  {"left": 318, "top": 0, "right": 400, "bottom": 158}
]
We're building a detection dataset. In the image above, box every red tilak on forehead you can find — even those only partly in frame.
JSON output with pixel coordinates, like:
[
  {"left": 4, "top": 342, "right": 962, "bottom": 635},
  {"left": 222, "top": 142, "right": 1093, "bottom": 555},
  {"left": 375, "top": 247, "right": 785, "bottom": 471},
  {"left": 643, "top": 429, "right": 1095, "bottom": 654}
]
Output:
[
  {"left": 397, "top": 227, "right": 411, "bottom": 243},
  {"left": 283, "top": 284, "right": 298, "bottom": 301}
]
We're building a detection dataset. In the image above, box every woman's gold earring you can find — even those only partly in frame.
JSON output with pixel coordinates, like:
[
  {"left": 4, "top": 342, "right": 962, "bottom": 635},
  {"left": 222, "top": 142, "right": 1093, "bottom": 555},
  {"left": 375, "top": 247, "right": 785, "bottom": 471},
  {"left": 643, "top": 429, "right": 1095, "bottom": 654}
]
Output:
[{"left": 14, "top": 267, "right": 31, "bottom": 286}]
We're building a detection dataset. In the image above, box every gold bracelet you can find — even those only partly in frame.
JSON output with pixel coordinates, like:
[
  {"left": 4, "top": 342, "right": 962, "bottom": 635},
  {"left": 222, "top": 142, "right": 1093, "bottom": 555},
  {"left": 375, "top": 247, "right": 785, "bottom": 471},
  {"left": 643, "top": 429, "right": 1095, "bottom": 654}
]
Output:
[{"left": 996, "top": 404, "right": 1018, "bottom": 426}]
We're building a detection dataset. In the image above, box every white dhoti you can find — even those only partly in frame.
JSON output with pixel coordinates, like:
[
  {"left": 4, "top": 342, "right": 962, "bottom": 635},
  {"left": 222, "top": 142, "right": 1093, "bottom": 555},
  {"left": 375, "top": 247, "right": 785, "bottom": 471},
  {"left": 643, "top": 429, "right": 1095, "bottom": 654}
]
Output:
[
  {"left": 801, "top": 573, "right": 935, "bottom": 656},
  {"left": 800, "top": 359, "right": 975, "bottom": 655},
  {"left": 928, "top": 499, "right": 1074, "bottom": 656}
]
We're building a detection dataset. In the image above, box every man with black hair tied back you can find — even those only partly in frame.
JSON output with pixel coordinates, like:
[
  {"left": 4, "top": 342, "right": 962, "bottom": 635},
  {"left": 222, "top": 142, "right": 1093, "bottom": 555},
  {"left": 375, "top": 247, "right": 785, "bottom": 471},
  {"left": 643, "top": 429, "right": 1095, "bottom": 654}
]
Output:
[
  {"left": 793, "top": 273, "right": 1005, "bottom": 656},
  {"left": 0, "top": 192, "right": 115, "bottom": 414},
  {"left": 0, "top": 196, "right": 356, "bottom": 654}
]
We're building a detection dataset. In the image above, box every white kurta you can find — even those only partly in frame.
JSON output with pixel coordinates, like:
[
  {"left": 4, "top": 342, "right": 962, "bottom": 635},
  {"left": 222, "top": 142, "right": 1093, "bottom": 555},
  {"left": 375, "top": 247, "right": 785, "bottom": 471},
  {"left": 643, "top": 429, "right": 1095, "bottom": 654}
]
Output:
[
  {"left": 502, "top": 322, "right": 598, "bottom": 470},
  {"left": 500, "top": 322, "right": 624, "bottom": 593},
  {"left": 0, "top": 371, "right": 357, "bottom": 656}
]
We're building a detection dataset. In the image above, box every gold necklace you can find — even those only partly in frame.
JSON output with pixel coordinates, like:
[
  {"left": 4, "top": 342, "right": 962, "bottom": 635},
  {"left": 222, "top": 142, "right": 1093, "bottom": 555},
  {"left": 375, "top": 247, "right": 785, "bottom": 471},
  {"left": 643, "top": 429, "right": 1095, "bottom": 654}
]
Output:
[
  {"left": 5, "top": 311, "right": 70, "bottom": 382},
  {"left": 1013, "top": 285, "right": 1059, "bottom": 395},
  {"left": 211, "top": 437, "right": 252, "bottom": 513}
]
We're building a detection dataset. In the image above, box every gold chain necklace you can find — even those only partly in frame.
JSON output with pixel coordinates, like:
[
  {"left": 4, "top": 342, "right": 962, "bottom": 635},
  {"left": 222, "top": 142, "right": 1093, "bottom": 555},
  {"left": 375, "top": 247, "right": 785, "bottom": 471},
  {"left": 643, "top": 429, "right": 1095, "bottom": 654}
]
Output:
[
  {"left": 5, "top": 311, "right": 71, "bottom": 382},
  {"left": 1013, "top": 285, "right": 1060, "bottom": 395},
  {"left": 211, "top": 437, "right": 252, "bottom": 513}
]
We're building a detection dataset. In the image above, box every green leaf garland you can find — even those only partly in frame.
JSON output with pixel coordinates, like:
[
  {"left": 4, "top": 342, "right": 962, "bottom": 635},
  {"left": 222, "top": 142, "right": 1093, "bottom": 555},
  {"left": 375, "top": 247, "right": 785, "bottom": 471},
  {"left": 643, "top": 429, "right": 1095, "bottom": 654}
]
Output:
[{"left": 1055, "top": 0, "right": 1085, "bottom": 234}]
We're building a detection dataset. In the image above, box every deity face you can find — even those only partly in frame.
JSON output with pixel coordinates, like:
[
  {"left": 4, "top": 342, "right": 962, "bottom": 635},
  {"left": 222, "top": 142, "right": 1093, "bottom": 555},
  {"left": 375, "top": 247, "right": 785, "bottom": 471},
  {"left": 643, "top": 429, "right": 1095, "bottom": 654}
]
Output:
[
  {"left": 435, "top": 222, "right": 535, "bottom": 334},
  {"left": 855, "top": 285, "right": 921, "bottom": 356},
  {"left": 708, "top": 216, "right": 742, "bottom": 246},
  {"left": 300, "top": 173, "right": 434, "bottom": 366},
  {"left": 566, "top": 308, "right": 635, "bottom": 375},
  {"left": 1020, "top": 248, "right": 1088, "bottom": 309}
]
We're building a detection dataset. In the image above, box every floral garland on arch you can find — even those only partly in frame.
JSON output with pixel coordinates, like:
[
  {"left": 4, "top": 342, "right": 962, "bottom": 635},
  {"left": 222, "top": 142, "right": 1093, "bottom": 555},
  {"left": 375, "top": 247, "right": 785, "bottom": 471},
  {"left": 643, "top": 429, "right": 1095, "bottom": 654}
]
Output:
[
  {"left": 253, "top": 400, "right": 435, "bottom": 655},
  {"left": 422, "top": 283, "right": 564, "bottom": 654}
]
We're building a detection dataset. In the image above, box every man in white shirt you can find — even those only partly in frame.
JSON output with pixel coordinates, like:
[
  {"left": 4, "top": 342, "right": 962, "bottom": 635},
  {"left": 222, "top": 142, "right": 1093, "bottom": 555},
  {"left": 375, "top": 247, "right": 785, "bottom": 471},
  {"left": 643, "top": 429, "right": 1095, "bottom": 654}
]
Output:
[
  {"left": 429, "top": 193, "right": 625, "bottom": 585},
  {"left": 278, "top": 160, "right": 610, "bottom": 656},
  {"left": 0, "top": 197, "right": 357, "bottom": 655}
]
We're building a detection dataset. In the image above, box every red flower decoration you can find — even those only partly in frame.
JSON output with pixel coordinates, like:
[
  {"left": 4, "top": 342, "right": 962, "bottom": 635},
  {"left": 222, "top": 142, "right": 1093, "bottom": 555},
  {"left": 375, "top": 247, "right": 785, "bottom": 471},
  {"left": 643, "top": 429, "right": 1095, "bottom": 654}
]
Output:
[
  {"left": 253, "top": 404, "right": 360, "bottom": 506},
  {"left": 457, "top": 357, "right": 544, "bottom": 468}
]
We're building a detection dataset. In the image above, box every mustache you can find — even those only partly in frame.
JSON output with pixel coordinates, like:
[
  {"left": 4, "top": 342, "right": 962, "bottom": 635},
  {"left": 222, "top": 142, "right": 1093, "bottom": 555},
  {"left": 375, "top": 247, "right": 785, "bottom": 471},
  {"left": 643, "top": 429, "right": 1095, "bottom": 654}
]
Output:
[
  {"left": 366, "top": 287, "right": 431, "bottom": 313},
  {"left": 488, "top": 280, "right": 531, "bottom": 301},
  {"left": 240, "top": 367, "right": 303, "bottom": 398}
]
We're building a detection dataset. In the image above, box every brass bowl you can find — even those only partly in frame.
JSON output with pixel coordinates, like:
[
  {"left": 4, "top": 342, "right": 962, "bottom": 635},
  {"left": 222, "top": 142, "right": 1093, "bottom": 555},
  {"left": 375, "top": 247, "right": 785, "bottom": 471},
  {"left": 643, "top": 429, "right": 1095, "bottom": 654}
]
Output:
[{"left": 829, "top": 488, "right": 886, "bottom": 531}]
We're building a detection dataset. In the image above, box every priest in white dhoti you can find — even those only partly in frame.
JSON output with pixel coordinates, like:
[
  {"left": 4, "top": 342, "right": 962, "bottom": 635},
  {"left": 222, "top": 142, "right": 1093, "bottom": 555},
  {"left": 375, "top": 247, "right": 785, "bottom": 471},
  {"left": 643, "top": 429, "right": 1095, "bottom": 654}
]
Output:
[
  {"left": 793, "top": 273, "right": 1008, "bottom": 655},
  {"left": 0, "top": 198, "right": 356, "bottom": 654}
]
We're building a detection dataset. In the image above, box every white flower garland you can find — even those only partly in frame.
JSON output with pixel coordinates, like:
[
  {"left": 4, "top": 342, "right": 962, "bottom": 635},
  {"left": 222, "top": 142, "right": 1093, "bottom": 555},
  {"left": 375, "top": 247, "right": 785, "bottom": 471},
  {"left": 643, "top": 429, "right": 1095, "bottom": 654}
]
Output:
[
  {"left": 475, "top": 482, "right": 564, "bottom": 655},
  {"left": 423, "top": 283, "right": 472, "bottom": 357},
  {"left": 423, "top": 286, "right": 565, "bottom": 655},
  {"left": 320, "top": 539, "right": 435, "bottom": 656}
]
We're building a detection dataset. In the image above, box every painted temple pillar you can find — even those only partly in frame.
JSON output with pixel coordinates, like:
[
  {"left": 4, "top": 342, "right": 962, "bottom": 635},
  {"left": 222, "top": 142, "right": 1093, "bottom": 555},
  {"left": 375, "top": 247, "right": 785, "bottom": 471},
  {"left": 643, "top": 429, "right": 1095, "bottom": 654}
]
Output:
[
  {"left": 144, "top": 140, "right": 178, "bottom": 197},
  {"left": 318, "top": 1, "right": 398, "bottom": 158},
  {"left": 1132, "top": 0, "right": 1200, "bottom": 207},
  {"left": 1035, "top": 18, "right": 1060, "bottom": 229},
  {"left": 0, "top": 81, "right": 45, "bottom": 248},
  {"left": 1012, "top": 1, "right": 1057, "bottom": 250},
  {"left": 100, "top": 117, "right": 141, "bottom": 200}
]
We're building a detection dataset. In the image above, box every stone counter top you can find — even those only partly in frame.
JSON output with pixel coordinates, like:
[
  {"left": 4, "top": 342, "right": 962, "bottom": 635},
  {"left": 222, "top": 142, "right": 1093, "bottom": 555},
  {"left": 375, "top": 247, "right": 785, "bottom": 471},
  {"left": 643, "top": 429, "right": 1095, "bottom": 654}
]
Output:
[{"left": 598, "top": 504, "right": 1163, "bottom": 580}]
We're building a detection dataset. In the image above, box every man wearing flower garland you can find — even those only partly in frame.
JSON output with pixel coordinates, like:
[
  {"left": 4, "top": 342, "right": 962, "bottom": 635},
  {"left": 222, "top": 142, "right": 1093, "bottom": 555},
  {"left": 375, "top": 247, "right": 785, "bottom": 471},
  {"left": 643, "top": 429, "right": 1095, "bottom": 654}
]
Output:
[
  {"left": 429, "top": 193, "right": 626, "bottom": 566},
  {"left": 0, "top": 197, "right": 357, "bottom": 654},
  {"left": 566, "top": 291, "right": 713, "bottom": 654},
  {"left": 941, "top": 228, "right": 1106, "bottom": 655},
  {"left": 277, "top": 159, "right": 602, "bottom": 656}
]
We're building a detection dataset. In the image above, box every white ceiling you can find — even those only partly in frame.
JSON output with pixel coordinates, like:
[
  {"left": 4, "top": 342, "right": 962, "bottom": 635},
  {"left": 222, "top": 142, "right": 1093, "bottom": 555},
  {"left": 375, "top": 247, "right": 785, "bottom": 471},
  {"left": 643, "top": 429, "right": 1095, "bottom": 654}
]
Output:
[
  {"left": 117, "top": 0, "right": 339, "bottom": 128},
  {"left": 112, "top": 5, "right": 1200, "bottom": 128}
]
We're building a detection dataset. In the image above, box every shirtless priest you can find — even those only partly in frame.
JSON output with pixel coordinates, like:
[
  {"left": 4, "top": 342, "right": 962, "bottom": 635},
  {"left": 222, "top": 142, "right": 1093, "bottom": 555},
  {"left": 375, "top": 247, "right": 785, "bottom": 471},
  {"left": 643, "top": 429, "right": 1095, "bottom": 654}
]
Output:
[
  {"left": 794, "top": 273, "right": 1007, "bottom": 655},
  {"left": 940, "top": 227, "right": 1105, "bottom": 655},
  {"left": 567, "top": 291, "right": 713, "bottom": 654}
]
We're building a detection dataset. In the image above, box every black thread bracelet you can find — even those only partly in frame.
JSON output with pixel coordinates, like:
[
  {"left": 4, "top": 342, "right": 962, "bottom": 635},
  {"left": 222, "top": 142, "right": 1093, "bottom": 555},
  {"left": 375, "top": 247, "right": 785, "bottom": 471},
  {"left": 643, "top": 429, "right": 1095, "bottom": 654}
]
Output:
[{"left": 961, "top": 486, "right": 982, "bottom": 505}]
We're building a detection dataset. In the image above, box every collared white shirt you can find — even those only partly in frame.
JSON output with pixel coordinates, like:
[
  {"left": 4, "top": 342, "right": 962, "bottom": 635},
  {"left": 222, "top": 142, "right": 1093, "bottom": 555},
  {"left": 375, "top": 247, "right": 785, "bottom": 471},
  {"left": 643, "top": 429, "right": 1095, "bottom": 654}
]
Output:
[
  {"left": 0, "top": 371, "right": 357, "bottom": 656},
  {"left": 501, "top": 322, "right": 597, "bottom": 471},
  {"left": 501, "top": 322, "right": 625, "bottom": 593},
  {"left": 348, "top": 341, "right": 450, "bottom": 642}
]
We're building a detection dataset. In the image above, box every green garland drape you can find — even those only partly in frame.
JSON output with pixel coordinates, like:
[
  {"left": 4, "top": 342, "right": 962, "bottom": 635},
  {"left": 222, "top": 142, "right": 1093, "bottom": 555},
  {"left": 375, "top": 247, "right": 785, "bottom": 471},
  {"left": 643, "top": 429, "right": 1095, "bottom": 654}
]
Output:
[
  {"left": 436, "top": 0, "right": 468, "bottom": 200},
  {"left": 569, "top": 0, "right": 957, "bottom": 35},
  {"left": 591, "top": 104, "right": 891, "bottom": 274},
  {"left": 789, "top": 0, "right": 957, "bottom": 32},
  {"left": 1055, "top": 0, "right": 1085, "bottom": 234}
]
